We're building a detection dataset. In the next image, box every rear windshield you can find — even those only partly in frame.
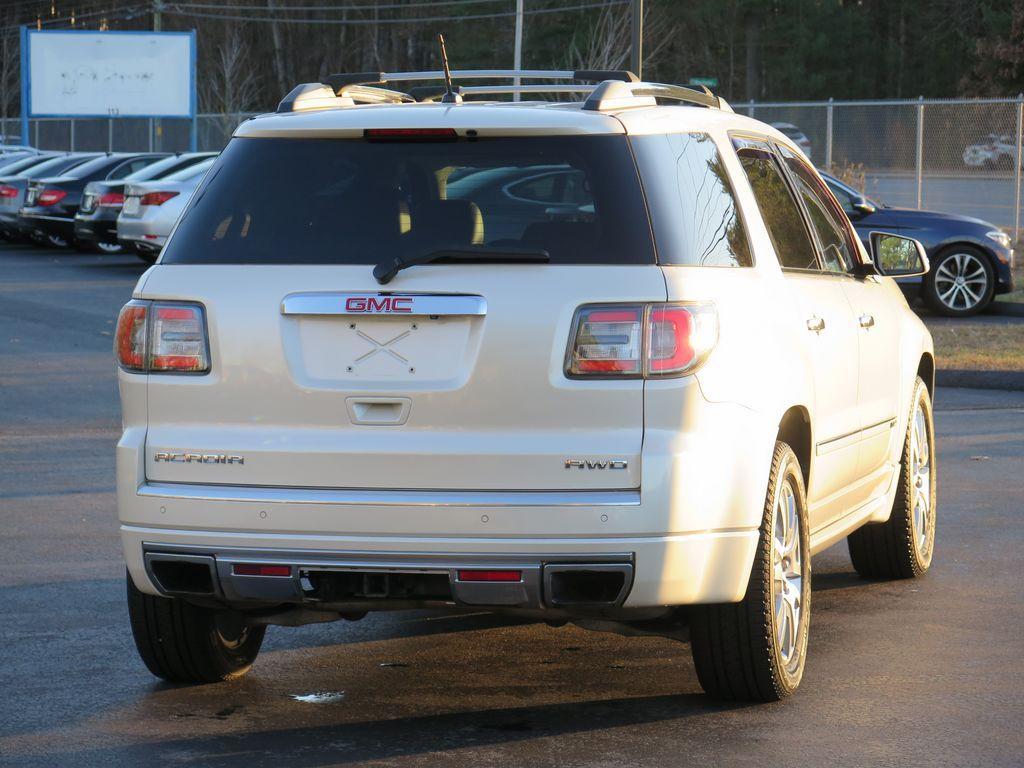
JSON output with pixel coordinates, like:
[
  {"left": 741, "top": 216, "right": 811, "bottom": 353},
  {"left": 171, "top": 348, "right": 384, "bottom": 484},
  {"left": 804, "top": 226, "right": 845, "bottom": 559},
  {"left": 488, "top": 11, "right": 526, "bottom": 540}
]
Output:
[{"left": 160, "top": 135, "right": 655, "bottom": 265}]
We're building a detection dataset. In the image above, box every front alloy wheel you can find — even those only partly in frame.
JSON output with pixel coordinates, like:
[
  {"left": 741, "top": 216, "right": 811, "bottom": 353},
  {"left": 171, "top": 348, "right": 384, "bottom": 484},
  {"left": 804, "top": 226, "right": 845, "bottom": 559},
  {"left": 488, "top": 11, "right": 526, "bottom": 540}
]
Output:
[{"left": 926, "top": 249, "right": 994, "bottom": 316}]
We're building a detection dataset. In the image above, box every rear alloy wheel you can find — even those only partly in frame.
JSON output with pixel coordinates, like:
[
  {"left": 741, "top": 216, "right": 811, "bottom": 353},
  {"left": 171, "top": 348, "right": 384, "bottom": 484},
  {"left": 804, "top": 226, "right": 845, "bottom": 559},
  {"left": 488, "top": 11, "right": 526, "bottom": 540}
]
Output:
[
  {"left": 925, "top": 248, "right": 994, "bottom": 317},
  {"left": 848, "top": 376, "right": 936, "bottom": 579},
  {"left": 127, "top": 571, "right": 266, "bottom": 684},
  {"left": 46, "top": 233, "right": 69, "bottom": 249},
  {"left": 690, "top": 441, "right": 811, "bottom": 701}
]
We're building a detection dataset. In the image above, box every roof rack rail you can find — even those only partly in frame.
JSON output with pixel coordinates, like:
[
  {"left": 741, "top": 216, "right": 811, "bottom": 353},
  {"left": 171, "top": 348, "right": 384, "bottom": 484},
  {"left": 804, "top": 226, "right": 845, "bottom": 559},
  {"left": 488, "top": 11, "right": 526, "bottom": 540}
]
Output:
[
  {"left": 582, "top": 80, "right": 731, "bottom": 112},
  {"left": 277, "top": 69, "right": 729, "bottom": 113},
  {"left": 278, "top": 81, "right": 414, "bottom": 113}
]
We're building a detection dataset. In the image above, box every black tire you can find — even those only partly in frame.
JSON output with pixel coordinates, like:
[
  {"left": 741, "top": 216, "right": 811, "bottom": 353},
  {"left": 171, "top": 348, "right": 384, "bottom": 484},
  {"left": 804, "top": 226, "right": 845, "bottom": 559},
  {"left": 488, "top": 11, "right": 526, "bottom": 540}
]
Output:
[
  {"left": 690, "top": 441, "right": 811, "bottom": 701},
  {"left": 126, "top": 571, "right": 265, "bottom": 684},
  {"left": 45, "top": 233, "right": 69, "bottom": 249},
  {"left": 848, "top": 377, "right": 936, "bottom": 579},
  {"left": 924, "top": 246, "right": 995, "bottom": 317}
]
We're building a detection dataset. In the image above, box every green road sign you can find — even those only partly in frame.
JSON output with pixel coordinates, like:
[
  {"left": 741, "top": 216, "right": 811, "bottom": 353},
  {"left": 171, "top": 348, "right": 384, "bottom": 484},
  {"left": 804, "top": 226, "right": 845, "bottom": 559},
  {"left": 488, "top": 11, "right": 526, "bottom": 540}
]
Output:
[{"left": 688, "top": 77, "right": 719, "bottom": 89}]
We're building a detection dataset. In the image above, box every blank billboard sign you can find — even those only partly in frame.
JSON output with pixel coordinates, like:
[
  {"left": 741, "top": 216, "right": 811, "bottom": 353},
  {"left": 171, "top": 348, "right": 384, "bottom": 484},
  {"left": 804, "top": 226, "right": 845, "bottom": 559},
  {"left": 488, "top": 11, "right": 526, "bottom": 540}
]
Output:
[{"left": 25, "top": 30, "right": 195, "bottom": 118}]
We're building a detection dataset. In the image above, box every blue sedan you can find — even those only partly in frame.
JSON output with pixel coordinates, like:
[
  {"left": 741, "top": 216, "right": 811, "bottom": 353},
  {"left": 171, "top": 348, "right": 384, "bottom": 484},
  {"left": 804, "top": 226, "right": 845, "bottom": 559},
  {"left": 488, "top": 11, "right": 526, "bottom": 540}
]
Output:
[{"left": 823, "top": 172, "right": 1015, "bottom": 316}]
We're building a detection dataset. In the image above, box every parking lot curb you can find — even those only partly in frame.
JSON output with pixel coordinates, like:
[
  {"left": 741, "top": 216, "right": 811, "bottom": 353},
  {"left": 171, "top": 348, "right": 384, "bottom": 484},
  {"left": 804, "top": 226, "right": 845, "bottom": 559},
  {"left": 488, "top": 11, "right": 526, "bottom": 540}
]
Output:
[
  {"left": 990, "top": 302, "right": 1024, "bottom": 318},
  {"left": 937, "top": 369, "right": 1024, "bottom": 391}
]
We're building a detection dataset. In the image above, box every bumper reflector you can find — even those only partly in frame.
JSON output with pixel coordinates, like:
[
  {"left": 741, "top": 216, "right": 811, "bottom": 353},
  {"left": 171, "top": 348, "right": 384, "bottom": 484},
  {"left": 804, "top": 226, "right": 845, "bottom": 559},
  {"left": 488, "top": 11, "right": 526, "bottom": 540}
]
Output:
[
  {"left": 233, "top": 563, "right": 292, "bottom": 577},
  {"left": 457, "top": 569, "right": 522, "bottom": 582}
]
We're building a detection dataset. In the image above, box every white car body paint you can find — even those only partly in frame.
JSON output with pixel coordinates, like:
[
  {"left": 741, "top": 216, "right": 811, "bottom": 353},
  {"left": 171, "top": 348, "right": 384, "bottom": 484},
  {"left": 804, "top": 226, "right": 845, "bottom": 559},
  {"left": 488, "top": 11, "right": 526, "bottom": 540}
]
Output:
[{"left": 117, "top": 95, "right": 933, "bottom": 611}]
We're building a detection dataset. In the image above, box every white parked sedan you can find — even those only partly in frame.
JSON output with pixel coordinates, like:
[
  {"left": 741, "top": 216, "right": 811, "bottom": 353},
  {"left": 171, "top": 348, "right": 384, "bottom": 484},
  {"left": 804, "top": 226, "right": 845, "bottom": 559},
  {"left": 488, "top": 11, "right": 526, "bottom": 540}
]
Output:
[{"left": 116, "top": 157, "right": 215, "bottom": 263}]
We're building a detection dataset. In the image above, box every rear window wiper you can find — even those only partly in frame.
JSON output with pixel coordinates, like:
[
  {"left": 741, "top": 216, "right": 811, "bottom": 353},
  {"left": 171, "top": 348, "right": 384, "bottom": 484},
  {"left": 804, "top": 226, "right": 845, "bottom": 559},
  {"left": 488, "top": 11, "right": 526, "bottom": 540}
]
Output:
[{"left": 373, "top": 246, "right": 550, "bottom": 285}]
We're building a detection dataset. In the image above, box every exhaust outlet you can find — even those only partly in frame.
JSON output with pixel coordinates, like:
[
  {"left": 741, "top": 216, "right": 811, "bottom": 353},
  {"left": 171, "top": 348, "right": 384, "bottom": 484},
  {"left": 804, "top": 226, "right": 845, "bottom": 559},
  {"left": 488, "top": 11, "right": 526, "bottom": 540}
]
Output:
[
  {"left": 144, "top": 552, "right": 220, "bottom": 597},
  {"left": 543, "top": 563, "right": 633, "bottom": 607}
]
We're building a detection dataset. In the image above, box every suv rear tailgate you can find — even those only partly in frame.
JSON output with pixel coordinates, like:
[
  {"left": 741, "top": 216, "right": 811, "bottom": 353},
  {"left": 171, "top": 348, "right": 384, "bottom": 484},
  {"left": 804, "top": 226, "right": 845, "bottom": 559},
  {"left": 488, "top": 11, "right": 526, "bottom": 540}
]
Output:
[{"left": 141, "top": 264, "right": 665, "bottom": 491}]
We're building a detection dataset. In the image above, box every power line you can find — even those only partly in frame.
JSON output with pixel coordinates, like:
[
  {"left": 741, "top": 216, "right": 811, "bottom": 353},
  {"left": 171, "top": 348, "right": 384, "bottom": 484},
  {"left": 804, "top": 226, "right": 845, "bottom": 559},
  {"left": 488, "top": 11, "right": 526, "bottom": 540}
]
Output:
[
  {"left": 164, "top": 0, "right": 627, "bottom": 24},
  {"left": 175, "top": 0, "right": 511, "bottom": 10}
]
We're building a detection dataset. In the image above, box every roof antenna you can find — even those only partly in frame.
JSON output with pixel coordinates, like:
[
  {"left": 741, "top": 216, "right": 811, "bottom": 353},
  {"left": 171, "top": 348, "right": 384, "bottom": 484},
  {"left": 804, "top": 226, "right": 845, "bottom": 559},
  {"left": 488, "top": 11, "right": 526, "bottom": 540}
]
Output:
[{"left": 437, "top": 34, "right": 462, "bottom": 104}]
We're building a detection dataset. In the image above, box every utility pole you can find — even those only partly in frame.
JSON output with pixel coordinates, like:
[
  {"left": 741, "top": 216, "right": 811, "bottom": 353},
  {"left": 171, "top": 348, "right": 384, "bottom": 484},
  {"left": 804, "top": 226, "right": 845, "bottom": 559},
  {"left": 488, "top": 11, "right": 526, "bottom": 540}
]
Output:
[
  {"left": 513, "top": 0, "right": 523, "bottom": 101},
  {"left": 630, "top": 0, "right": 642, "bottom": 79},
  {"left": 153, "top": 0, "right": 163, "bottom": 151}
]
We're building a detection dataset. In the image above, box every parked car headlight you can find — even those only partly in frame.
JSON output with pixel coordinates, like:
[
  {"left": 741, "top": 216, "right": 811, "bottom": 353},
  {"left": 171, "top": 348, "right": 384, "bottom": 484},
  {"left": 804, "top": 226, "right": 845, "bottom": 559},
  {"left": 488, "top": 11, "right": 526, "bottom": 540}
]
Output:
[{"left": 986, "top": 230, "right": 1012, "bottom": 248}]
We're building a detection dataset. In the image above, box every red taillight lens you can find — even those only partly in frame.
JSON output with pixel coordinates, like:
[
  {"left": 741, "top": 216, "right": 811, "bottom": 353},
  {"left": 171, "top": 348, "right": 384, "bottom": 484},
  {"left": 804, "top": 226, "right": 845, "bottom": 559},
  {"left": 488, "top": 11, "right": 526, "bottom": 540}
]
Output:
[
  {"left": 566, "top": 302, "right": 717, "bottom": 379},
  {"left": 97, "top": 192, "right": 125, "bottom": 207},
  {"left": 457, "top": 570, "right": 523, "bottom": 582},
  {"left": 37, "top": 188, "right": 67, "bottom": 206},
  {"left": 115, "top": 301, "right": 148, "bottom": 371},
  {"left": 150, "top": 304, "right": 209, "bottom": 372},
  {"left": 233, "top": 563, "right": 292, "bottom": 577},
  {"left": 0, "top": 185, "right": 17, "bottom": 198},
  {"left": 139, "top": 190, "right": 179, "bottom": 206},
  {"left": 364, "top": 128, "right": 458, "bottom": 141},
  {"left": 566, "top": 306, "right": 643, "bottom": 375},
  {"left": 114, "top": 301, "right": 209, "bottom": 374}
]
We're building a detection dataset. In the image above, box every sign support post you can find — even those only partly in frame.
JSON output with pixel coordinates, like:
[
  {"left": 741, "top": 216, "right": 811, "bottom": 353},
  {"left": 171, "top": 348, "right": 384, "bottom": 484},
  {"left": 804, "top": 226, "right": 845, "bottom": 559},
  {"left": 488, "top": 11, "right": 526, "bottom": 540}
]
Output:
[{"left": 19, "top": 26, "right": 29, "bottom": 147}]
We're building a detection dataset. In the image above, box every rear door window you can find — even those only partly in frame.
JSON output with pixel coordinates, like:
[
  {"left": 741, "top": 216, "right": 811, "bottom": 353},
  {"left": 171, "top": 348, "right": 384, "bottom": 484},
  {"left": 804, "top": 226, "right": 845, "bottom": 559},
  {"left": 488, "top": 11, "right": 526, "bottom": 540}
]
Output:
[
  {"left": 161, "top": 135, "right": 655, "bottom": 265},
  {"left": 631, "top": 132, "right": 752, "bottom": 267},
  {"left": 732, "top": 137, "right": 819, "bottom": 271}
]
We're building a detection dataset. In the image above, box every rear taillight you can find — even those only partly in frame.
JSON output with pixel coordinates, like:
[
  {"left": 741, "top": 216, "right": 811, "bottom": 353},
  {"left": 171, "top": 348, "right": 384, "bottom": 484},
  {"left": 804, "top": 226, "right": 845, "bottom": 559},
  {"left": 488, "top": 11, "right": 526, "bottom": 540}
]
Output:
[
  {"left": 97, "top": 192, "right": 125, "bottom": 207},
  {"left": 0, "top": 185, "right": 17, "bottom": 198},
  {"left": 139, "top": 190, "right": 179, "bottom": 206},
  {"left": 37, "top": 188, "right": 67, "bottom": 206},
  {"left": 115, "top": 300, "right": 210, "bottom": 374},
  {"left": 566, "top": 302, "right": 717, "bottom": 378}
]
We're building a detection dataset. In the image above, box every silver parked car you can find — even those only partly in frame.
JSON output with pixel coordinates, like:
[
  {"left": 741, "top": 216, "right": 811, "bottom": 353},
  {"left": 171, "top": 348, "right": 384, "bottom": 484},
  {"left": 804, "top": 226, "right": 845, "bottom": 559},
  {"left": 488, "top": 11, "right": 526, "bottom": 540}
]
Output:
[{"left": 117, "top": 157, "right": 216, "bottom": 263}]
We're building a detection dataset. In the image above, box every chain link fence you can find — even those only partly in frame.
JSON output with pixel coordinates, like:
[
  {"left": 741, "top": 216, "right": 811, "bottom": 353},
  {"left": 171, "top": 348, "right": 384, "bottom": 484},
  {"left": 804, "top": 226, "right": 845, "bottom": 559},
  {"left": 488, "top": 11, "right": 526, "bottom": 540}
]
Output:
[
  {"left": 0, "top": 114, "right": 254, "bottom": 155},
  {"left": 738, "top": 97, "right": 1024, "bottom": 236},
  {"left": 8, "top": 96, "right": 1024, "bottom": 235}
]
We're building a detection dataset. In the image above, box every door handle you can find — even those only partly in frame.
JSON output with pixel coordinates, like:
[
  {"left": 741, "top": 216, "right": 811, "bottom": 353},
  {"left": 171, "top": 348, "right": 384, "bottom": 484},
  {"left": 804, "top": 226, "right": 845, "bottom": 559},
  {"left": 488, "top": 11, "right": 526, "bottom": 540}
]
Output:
[
  {"left": 859, "top": 314, "right": 875, "bottom": 328},
  {"left": 806, "top": 315, "right": 825, "bottom": 332}
]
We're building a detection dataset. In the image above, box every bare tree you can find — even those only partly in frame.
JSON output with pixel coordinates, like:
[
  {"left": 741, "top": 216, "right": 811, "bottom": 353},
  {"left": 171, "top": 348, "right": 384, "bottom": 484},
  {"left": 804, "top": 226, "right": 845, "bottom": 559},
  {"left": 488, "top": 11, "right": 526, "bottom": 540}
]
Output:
[
  {"left": 202, "top": 26, "right": 261, "bottom": 139},
  {"left": 563, "top": 1, "right": 675, "bottom": 75}
]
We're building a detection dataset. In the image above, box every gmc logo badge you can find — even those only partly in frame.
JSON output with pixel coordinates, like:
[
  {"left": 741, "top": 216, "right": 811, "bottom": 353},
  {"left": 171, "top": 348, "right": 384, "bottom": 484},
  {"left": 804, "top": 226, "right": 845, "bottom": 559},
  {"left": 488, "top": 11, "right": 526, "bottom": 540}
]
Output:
[{"left": 345, "top": 296, "right": 414, "bottom": 313}]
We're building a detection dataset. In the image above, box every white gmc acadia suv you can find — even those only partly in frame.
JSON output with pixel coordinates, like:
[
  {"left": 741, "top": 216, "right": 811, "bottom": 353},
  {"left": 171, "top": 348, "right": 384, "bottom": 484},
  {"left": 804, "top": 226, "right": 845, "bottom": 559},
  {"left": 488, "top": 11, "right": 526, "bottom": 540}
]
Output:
[{"left": 115, "top": 70, "right": 937, "bottom": 702}]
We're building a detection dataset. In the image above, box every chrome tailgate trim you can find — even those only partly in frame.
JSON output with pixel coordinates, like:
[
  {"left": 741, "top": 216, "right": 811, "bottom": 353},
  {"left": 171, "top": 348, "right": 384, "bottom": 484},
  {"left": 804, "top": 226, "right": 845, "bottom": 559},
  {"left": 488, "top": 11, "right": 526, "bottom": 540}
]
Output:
[{"left": 138, "top": 482, "right": 640, "bottom": 507}]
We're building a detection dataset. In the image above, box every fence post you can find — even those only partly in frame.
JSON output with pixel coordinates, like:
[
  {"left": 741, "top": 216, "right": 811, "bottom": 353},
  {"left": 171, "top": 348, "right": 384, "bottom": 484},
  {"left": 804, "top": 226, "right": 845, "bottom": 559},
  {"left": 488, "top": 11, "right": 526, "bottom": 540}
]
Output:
[
  {"left": 148, "top": 118, "right": 154, "bottom": 152},
  {"left": 108, "top": 119, "right": 113, "bottom": 152},
  {"left": 825, "top": 97, "right": 834, "bottom": 170},
  {"left": 915, "top": 96, "right": 924, "bottom": 210},
  {"left": 69, "top": 118, "right": 75, "bottom": 152},
  {"left": 748, "top": 100, "right": 755, "bottom": 118},
  {"left": 33, "top": 120, "right": 38, "bottom": 149},
  {"left": 1015, "top": 93, "right": 1022, "bottom": 242}
]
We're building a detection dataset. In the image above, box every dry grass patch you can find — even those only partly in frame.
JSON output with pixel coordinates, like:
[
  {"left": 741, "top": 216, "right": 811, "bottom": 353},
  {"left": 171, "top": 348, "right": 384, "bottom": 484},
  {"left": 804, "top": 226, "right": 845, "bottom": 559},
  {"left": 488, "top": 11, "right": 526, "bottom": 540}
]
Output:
[{"left": 926, "top": 321, "right": 1024, "bottom": 371}]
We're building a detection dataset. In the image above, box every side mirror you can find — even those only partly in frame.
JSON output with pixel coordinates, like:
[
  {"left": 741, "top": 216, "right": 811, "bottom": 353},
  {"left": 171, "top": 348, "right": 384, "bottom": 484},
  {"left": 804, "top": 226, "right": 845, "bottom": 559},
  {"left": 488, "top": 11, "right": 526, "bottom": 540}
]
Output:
[
  {"left": 852, "top": 198, "right": 876, "bottom": 215},
  {"left": 869, "top": 231, "right": 930, "bottom": 277}
]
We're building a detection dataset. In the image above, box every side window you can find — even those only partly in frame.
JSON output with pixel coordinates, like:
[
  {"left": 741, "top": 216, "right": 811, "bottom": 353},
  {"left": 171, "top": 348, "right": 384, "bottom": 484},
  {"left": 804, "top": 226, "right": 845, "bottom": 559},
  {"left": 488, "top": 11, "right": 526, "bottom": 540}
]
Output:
[
  {"left": 108, "top": 159, "right": 151, "bottom": 180},
  {"left": 825, "top": 179, "right": 857, "bottom": 216},
  {"left": 779, "top": 147, "right": 859, "bottom": 273},
  {"left": 732, "top": 137, "right": 819, "bottom": 270},
  {"left": 631, "top": 132, "right": 752, "bottom": 267}
]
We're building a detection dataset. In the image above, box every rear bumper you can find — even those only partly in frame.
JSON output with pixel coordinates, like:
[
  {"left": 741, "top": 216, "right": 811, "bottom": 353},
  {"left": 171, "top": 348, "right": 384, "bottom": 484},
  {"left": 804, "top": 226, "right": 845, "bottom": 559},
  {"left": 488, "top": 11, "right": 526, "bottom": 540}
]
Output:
[
  {"left": 73, "top": 216, "right": 117, "bottom": 245},
  {"left": 20, "top": 212, "right": 74, "bottom": 239},
  {"left": 123, "top": 524, "right": 758, "bottom": 610}
]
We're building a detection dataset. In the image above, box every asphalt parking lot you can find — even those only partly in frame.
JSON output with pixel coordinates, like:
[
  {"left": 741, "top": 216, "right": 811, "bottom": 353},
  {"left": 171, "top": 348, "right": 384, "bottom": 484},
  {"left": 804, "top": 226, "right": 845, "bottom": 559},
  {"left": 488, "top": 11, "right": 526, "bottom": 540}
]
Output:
[{"left": 1, "top": 243, "right": 1023, "bottom": 767}]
